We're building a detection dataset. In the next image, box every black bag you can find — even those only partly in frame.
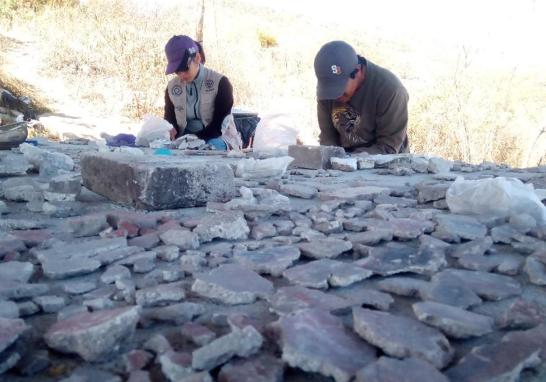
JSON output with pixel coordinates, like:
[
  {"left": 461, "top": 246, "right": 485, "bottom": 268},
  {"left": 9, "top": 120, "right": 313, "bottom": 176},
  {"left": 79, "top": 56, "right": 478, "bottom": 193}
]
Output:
[{"left": 233, "top": 112, "right": 260, "bottom": 148}]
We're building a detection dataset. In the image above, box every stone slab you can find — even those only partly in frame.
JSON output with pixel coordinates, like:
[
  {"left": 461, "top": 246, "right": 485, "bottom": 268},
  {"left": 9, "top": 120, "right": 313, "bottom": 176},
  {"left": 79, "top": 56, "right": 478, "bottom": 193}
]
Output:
[
  {"left": 233, "top": 245, "right": 300, "bottom": 276},
  {"left": 283, "top": 259, "right": 372, "bottom": 289},
  {"left": 80, "top": 152, "right": 236, "bottom": 209},
  {"left": 288, "top": 145, "right": 345, "bottom": 170}
]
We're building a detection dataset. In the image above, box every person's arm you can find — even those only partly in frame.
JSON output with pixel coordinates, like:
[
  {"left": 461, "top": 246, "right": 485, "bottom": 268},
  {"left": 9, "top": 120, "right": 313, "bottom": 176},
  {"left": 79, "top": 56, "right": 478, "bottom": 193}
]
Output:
[
  {"left": 359, "top": 86, "right": 409, "bottom": 154},
  {"left": 196, "top": 76, "right": 234, "bottom": 141},
  {"left": 317, "top": 100, "right": 340, "bottom": 146},
  {"left": 164, "top": 87, "right": 179, "bottom": 139}
]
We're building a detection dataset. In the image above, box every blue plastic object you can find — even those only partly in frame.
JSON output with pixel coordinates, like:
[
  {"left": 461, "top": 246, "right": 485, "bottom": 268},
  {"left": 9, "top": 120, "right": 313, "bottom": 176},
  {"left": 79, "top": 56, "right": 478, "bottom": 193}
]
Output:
[{"left": 154, "top": 148, "right": 172, "bottom": 156}]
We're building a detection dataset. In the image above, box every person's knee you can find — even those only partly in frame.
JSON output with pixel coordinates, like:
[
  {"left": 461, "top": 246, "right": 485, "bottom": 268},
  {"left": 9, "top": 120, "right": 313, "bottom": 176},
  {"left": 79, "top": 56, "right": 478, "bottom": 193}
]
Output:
[{"left": 207, "top": 137, "right": 227, "bottom": 150}]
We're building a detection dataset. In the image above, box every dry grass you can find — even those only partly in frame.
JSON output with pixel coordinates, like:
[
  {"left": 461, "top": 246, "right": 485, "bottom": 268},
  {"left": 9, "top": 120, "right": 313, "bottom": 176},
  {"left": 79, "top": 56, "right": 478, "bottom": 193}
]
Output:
[{"left": 1, "top": 0, "right": 545, "bottom": 167}]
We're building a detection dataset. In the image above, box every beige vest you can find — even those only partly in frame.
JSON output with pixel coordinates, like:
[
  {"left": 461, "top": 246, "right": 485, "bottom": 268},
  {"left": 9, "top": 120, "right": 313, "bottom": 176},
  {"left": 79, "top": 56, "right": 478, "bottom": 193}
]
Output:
[{"left": 166, "top": 67, "right": 223, "bottom": 134}]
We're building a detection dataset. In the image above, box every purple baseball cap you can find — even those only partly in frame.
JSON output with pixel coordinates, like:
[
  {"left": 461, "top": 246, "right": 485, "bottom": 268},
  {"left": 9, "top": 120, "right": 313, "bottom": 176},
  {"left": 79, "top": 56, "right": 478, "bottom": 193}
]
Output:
[{"left": 164, "top": 35, "right": 198, "bottom": 75}]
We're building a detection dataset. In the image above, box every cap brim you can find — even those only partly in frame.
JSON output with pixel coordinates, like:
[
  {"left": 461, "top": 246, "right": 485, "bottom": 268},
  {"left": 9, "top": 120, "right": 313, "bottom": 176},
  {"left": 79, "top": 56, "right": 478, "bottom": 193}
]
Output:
[
  {"left": 316, "top": 78, "right": 348, "bottom": 100},
  {"left": 165, "top": 60, "right": 182, "bottom": 75}
]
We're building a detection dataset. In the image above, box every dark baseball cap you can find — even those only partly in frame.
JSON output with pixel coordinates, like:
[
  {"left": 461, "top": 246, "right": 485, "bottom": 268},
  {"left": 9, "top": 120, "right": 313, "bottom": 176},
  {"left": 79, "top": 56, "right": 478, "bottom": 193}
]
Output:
[
  {"left": 314, "top": 41, "right": 358, "bottom": 100},
  {"left": 165, "top": 35, "right": 198, "bottom": 75}
]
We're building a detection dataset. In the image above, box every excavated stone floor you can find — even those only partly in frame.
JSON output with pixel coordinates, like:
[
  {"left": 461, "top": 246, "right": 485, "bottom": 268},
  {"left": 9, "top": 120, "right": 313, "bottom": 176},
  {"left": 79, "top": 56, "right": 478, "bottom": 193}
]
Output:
[{"left": 0, "top": 139, "right": 546, "bottom": 382}]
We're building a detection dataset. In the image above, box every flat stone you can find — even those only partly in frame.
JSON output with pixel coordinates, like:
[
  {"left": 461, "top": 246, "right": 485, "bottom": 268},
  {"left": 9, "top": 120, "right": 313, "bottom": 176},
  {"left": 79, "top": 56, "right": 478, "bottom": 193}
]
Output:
[
  {"left": 101, "top": 264, "right": 131, "bottom": 284},
  {"left": 449, "top": 236, "right": 493, "bottom": 258},
  {"left": 319, "top": 186, "right": 390, "bottom": 202},
  {"left": 268, "top": 286, "right": 353, "bottom": 315},
  {"left": 181, "top": 322, "right": 216, "bottom": 346},
  {"left": 353, "top": 307, "right": 453, "bottom": 369},
  {"left": 416, "top": 182, "right": 450, "bottom": 203},
  {"left": 412, "top": 301, "right": 494, "bottom": 339},
  {"left": 135, "top": 282, "right": 186, "bottom": 307},
  {"left": 57, "top": 305, "right": 89, "bottom": 321},
  {"left": 0, "top": 300, "right": 18, "bottom": 318},
  {"left": 233, "top": 245, "right": 300, "bottom": 276},
  {"left": 0, "top": 317, "right": 27, "bottom": 353},
  {"left": 124, "top": 349, "right": 153, "bottom": 372},
  {"left": 373, "top": 194, "right": 418, "bottom": 208},
  {"left": 377, "top": 277, "right": 429, "bottom": 297},
  {"left": 142, "top": 302, "right": 207, "bottom": 325},
  {"left": 428, "top": 157, "right": 452, "bottom": 174},
  {"left": 0, "top": 281, "right": 49, "bottom": 300},
  {"left": 275, "top": 308, "right": 376, "bottom": 382},
  {"left": 356, "top": 244, "right": 446, "bottom": 276},
  {"left": 32, "top": 237, "right": 127, "bottom": 263},
  {"left": 192, "top": 326, "right": 263, "bottom": 370},
  {"left": 249, "top": 221, "right": 277, "bottom": 240},
  {"left": 330, "top": 157, "right": 358, "bottom": 171},
  {"left": 42, "top": 200, "right": 85, "bottom": 218},
  {"left": 355, "top": 357, "right": 449, "bottom": 382},
  {"left": 20, "top": 143, "right": 74, "bottom": 176},
  {"left": 433, "top": 214, "right": 487, "bottom": 242},
  {"left": 66, "top": 214, "right": 109, "bottom": 237},
  {"left": 62, "top": 366, "right": 122, "bottom": 382},
  {"left": 283, "top": 259, "right": 372, "bottom": 289},
  {"left": 80, "top": 152, "right": 235, "bottom": 209},
  {"left": 142, "top": 333, "right": 173, "bottom": 355},
  {"left": 436, "top": 269, "right": 521, "bottom": 301},
  {"left": 218, "top": 354, "right": 285, "bottom": 382},
  {"left": 491, "top": 224, "right": 520, "bottom": 243},
  {"left": 48, "top": 172, "right": 82, "bottom": 195},
  {"left": 159, "top": 351, "right": 193, "bottom": 382},
  {"left": 16, "top": 349, "right": 51, "bottom": 376},
  {"left": 0, "top": 261, "right": 34, "bottom": 283},
  {"left": 498, "top": 298, "right": 546, "bottom": 329},
  {"left": 155, "top": 245, "right": 181, "bottom": 261},
  {"left": 44, "top": 306, "right": 141, "bottom": 361},
  {"left": 0, "top": 153, "right": 32, "bottom": 176},
  {"left": 298, "top": 238, "right": 352, "bottom": 259},
  {"left": 33, "top": 295, "right": 66, "bottom": 313},
  {"left": 193, "top": 211, "right": 249, "bottom": 243},
  {"left": 288, "top": 145, "right": 346, "bottom": 170},
  {"left": 180, "top": 372, "right": 212, "bottom": 382},
  {"left": 346, "top": 229, "right": 394, "bottom": 246},
  {"left": 192, "top": 264, "right": 273, "bottom": 304},
  {"left": 42, "top": 257, "right": 102, "bottom": 279},
  {"left": 331, "top": 285, "right": 394, "bottom": 311},
  {"left": 128, "top": 370, "right": 152, "bottom": 382},
  {"left": 159, "top": 229, "right": 200, "bottom": 250},
  {"left": 61, "top": 279, "right": 97, "bottom": 295},
  {"left": 17, "top": 301, "right": 40, "bottom": 316},
  {"left": 446, "top": 324, "right": 546, "bottom": 382},
  {"left": 524, "top": 257, "right": 546, "bottom": 286},
  {"left": 279, "top": 183, "right": 318, "bottom": 199}
]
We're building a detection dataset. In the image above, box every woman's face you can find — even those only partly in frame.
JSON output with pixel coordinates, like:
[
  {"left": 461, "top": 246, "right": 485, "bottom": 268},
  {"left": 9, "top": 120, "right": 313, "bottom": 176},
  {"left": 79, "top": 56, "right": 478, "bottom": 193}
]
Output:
[{"left": 176, "top": 52, "right": 202, "bottom": 83}]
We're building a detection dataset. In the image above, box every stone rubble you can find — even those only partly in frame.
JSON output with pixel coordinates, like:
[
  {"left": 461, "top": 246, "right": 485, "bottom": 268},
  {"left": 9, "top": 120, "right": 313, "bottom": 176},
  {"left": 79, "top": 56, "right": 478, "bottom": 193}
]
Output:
[{"left": 0, "top": 140, "right": 545, "bottom": 381}]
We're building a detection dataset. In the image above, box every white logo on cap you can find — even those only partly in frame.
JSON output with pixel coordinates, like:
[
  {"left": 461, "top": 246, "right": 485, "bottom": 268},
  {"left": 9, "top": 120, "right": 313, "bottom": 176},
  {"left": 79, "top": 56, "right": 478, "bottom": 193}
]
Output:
[{"left": 331, "top": 65, "right": 342, "bottom": 75}]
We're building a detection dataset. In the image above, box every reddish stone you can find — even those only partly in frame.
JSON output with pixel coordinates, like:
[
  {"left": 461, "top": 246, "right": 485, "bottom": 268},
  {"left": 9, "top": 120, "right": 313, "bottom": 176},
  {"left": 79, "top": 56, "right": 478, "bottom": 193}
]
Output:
[
  {"left": 128, "top": 232, "right": 160, "bottom": 250},
  {"left": 157, "top": 219, "right": 182, "bottom": 234},
  {"left": 181, "top": 322, "right": 216, "bottom": 346},
  {"left": 119, "top": 221, "right": 140, "bottom": 238},
  {"left": 107, "top": 211, "right": 159, "bottom": 230},
  {"left": 10, "top": 230, "right": 52, "bottom": 247},
  {"left": 124, "top": 349, "right": 153, "bottom": 372}
]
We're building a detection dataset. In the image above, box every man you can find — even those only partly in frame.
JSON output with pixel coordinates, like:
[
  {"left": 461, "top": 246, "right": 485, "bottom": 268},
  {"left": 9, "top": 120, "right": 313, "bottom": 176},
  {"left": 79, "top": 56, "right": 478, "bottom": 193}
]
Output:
[{"left": 314, "top": 40, "right": 409, "bottom": 154}]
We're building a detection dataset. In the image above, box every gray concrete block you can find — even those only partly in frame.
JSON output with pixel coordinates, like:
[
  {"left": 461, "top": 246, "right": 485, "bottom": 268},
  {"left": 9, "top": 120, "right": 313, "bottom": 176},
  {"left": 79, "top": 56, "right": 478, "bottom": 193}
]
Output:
[
  {"left": 80, "top": 153, "right": 235, "bottom": 210},
  {"left": 288, "top": 145, "right": 345, "bottom": 169}
]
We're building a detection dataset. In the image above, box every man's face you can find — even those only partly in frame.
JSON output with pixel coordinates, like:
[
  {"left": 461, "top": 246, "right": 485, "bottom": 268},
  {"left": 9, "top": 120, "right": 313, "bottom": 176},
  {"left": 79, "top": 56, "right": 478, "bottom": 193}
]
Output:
[{"left": 335, "top": 76, "right": 359, "bottom": 104}]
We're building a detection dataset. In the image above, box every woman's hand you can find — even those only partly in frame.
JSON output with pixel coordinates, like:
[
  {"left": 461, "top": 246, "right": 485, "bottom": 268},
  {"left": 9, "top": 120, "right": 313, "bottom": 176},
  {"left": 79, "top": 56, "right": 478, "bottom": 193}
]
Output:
[{"left": 169, "top": 128, "right": 177, "bottom": 141}]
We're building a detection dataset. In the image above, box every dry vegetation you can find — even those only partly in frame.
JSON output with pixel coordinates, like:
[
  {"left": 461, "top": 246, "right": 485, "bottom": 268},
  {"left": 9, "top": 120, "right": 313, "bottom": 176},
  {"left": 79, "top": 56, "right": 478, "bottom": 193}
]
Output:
[{"left": 1, "top": 0, "right": 545, "bottom": 167}]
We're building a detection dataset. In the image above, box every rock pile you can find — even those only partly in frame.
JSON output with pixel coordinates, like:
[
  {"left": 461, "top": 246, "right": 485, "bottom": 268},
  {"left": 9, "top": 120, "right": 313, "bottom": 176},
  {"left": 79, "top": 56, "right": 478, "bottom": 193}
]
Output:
[{"left": 0, "top": 140, "right": 545, "bottom": 381}]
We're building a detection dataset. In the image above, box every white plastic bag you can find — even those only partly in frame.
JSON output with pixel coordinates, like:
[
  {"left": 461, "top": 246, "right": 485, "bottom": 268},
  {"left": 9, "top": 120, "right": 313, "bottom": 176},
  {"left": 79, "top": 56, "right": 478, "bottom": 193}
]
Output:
[
  {"left": 135, "top": 115, "right": 172, "bottom": 147},
  {"left": 235, "top": 156, "right": 294, "bottom": 179},
  {"left": 446, "top": 176, "right": 546, "bottom": 224},
  {"left": 220, "top": 114, "right": 243, "bottom": 151},
  {"left": 252, "top": 113, "right": 298, "bottom": 154}
]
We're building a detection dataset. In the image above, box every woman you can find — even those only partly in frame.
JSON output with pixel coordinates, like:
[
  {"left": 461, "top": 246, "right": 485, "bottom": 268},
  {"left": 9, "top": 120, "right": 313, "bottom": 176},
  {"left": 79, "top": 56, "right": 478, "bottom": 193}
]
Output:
[{"left": 163, "top": 35, "right": 237, "bottom": 150}]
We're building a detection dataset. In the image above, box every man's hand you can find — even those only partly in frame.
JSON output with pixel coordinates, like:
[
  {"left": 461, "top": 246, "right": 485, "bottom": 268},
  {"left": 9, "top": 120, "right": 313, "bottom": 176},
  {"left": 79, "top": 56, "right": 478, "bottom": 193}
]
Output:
[{"left": 169, "top": 128, "right": 177, "bottom": 141}]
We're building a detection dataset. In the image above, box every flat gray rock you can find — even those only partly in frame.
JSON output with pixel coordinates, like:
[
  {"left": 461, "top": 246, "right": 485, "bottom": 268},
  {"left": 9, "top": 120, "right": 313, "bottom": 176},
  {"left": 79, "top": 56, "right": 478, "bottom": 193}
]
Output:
[
  {"left": 141, "top": 302, "right": 207, "bottom": 325},
  {"left": 275, "top": 308, "right": 376, "bottom": 382},
  {"left": 158, "top": 351, "right": 193, "bottom": 381},
  {"left": 355, "top": 357, "right": 449, "bottom": 382},
  {"left": 268, "top": 286, "right": 353, "bottom": 315},
  {"left": 80, "top": 152, "right": 235, "bottom": 209},
  {"left": 192, "top": 326, "right": 263, "bottom": 370},
  {"left": 61, "top": 366, "right": 122, "bottom": 382},
  {"left": 279, "top": 183, "right": 317, "bottom": 199},
  {"left": 0, "top": 281, "right": 49, "bottom": 300},
  {"left": 435, "top": 269, "right": 521, "bottom": 301},
  {"left": 159, "top": 229, "right": 200, "bottom": 250},
  {"left": 0, "top": 261, "right": 34, "bottom": 283},
  {"left": 353, "top": 308, "right": 453, "bottom": 369},
  {"left": 192, "top": 264, "right": 273, "bottom": 304},
  {"left": 288, "top": 145, "right": 345, "bottom": 170},
  {"left": 346, "top": 229, "right": 394, "bottom": 246},
  {"left": 0, "top": 300, "right": 19, "bottom": 319},
  {"left": 449, "top": 237, "right": 493, "bottom": 258},
  {"left": 42, "top": 257, "right": 102, "bottom": 279},
  {"left": 298, "top": 238, "right": 352, "bottom": 259},
  {"left": 218, "top": 354, "right": 284, "bottom": 382},
  {"left": 44, "top": 306, "right": 141, "bottom": 361},
  {"left": 0, "top": 317, "right": 27, "bottom": 353},
  {"left": 524, "top": 257, "right": 546, "bottom": 286},
  {"left": 420, "top": 275, "right": 482, "bottom": 309},
  {"left": 283, "top": 259, "right": 372, "bottom": 289},
  {"left": 319, "top": 186, "right": 390, "bottom": 202},
  {"left": 331, "top": 286, "right": 394, "bottom": 311},
  {"left": 377, "top": 277, "right": 429, "bottom": 297},
  {"left": 66, "top": 214, "right": 109, "bottom": 237},
  {"left": 446, "top": 324, "right": 546, "bottom": 382},
  {"left": 0, "top": 153, "right": 32, "bottom": 176},
  {"left": 32, "top": 237, "right": 127, "bottom": 263},
  {"left": 233, "top": 245, "right": 300, "bottom": 276},
  {"left": 433, "top": 214, "right": 487, "bottom": 242},
  {"left": 135, "top": 282, "right": 186, "bottom": 307},
  {"left": 356, "top": 244, "right": 446, "bottom": 276},
  {"left": 416, "top": 182, "right": 449, "bottom": 203},
  {"left": 412, "top": 301, "right": 494, "bottom": 339},
  {"left": 193, "top": 211, "right": 249, "bottom": 243}
]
